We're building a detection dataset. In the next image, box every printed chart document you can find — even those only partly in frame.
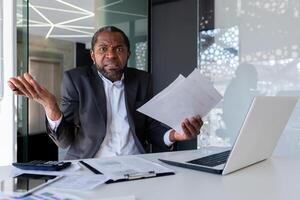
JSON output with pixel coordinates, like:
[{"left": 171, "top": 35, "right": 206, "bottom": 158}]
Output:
[
  {"left": 84, "top": 156, "right": 174, "bottom": 183},
  {"left": 50, "top": 174, "right": 108, "bottom": 190},
  {"left": 138, "top": 68, "right": 222, "bottom": 133}
]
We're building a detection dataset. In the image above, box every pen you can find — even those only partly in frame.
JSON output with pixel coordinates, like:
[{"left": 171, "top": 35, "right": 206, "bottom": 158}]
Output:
[{"left": 79, "top": 160, "right": 102, "bottom": 174}]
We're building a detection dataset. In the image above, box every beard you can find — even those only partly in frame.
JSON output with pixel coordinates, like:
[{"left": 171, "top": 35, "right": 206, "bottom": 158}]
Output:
[{"left": 95, "top": 63, "right": 125, "bottom": 82}]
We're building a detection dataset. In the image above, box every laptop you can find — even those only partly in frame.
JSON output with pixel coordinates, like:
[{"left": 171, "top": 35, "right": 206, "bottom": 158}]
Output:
[{"left": 159, "top": 96, "right": 298, "bottom": 175}]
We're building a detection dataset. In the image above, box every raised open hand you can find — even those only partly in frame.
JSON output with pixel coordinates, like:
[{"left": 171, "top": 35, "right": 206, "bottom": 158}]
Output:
[{"left": 8, "top": 73, "right": 61, "bottom": 120}]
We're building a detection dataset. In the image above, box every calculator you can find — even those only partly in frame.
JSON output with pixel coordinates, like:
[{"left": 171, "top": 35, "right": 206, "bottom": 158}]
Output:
[{"left": 12, "top": 160, "right": 71, "bottom": 171}]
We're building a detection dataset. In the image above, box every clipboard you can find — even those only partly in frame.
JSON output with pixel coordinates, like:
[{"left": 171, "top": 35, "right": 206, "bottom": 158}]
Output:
[
  {"left": 80, "top": 157, "right": 175, "bottom": 184},
  {"left": 105, "top": 170, "right": 175, "bottom": 184}
]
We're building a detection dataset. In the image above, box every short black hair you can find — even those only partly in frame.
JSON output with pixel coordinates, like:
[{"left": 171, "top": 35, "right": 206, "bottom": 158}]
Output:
[{"left": 91, "top": 26, "right": 130, "bottom": 52}]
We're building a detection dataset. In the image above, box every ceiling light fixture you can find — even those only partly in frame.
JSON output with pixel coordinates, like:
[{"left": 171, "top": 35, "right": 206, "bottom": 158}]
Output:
[
  {"left": 55, "top": 0, "right": 94, "bottom": 16},
  {"left": 19, "top": 0, "right": 95, "bottom": 40},
  {"left": 29, "top": 2, "right": 54, "bottom": 38},
  {"left": 56, "top": 25, "right": 93, "bottom": 35},
  {"left": 33, "top": 5, "right": 88, "bottom": 15},
  {"left": 98, "top": 0, "right": 123, "bottom": 10},
  {"left": 56, "top": 14, "right": 94, "bottom": 26},
  {"left": 98, "top": 9, "right": 147, "bottom": 18}
]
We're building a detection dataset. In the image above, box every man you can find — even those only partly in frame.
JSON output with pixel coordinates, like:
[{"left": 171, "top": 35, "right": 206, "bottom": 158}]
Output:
[{"left": 8, "top": 26, "right": 203, "bottom": 160}]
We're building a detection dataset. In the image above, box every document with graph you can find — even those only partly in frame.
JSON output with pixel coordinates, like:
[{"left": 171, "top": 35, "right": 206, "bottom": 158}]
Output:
[
  {"left": 137, "top": 68, "right": 222, "bottom": 133},
  {"left": 84, "top": 156, "right": 175, "bottom": 183}
]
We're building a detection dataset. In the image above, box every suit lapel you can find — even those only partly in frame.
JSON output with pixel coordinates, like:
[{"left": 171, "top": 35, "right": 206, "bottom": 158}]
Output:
[
  {"left": 124, "top": 69, "right": 146, "bottom": 153},
  {"left": 89, "top": 65, "right": 107, "bottom": 126},
  {"left": 124, "top": 69, "right": 138, "bottom": 123}
]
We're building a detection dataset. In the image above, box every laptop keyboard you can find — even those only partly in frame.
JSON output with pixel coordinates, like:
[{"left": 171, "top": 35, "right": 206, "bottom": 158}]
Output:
[{"left": 187, "top": 150, "right": 231, "bottom": 167}]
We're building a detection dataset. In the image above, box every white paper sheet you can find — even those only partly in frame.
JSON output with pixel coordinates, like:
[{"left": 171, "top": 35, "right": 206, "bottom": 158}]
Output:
[
  {"left": 137, "top": 68, "right": 222, "bottom": 133},
  {"left": 27, "top": 190, "right": 83, "bottom": 200},
  {"left": 85, "top": 156, "right": 174, "bottom": 181},
  {"left": 0, "top": 191, "right": 135, "bottom": 200},
  {"left": 150, "top": 74, "right": 185, "bottom": 102},
  {"left": 50, "top": 174, "right": 108, "bottom": 190},
  {"left": 99, "top": 196, "right": 135, "bottom": 200}
]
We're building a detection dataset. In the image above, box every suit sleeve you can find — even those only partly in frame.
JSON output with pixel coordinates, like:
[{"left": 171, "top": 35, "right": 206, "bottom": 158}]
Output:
[
  {"left": 46, "top": 71, "right": 80, "bottom": 149},
  {"left": 144, "top": 76, "right": 172, "bottom": 151}
]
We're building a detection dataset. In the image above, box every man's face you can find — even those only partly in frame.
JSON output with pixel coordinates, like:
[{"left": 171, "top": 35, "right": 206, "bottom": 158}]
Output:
[{"left": 90, "top": 31, "right": 130, "bottom": 82}]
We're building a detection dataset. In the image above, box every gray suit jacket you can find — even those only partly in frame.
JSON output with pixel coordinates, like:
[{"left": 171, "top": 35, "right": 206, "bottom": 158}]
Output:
[{"left": 47, "top": 65, "right": 170, "bottom": 159}]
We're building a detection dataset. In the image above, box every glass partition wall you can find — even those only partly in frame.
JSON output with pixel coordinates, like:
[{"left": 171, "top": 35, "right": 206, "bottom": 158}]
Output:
[
  {"left": 16, "top": 0, "right": 29, "bottom": 162},
  {"left": 95, "top": 0, "right": 149, "bottom": 70},
  {"left": 0, "top": 0, "right": 3, "bottom": 99},
  {"left": 198, "top": 0, "right": 300, "bottom": 156},
  {"left": 16, "top": 0, "right": 149, "bottom": 161}
]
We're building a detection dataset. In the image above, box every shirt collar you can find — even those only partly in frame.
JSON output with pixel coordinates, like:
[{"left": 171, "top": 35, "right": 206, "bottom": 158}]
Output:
[{"left": 97, "top": 71, "right": 124, "bottom": 87}]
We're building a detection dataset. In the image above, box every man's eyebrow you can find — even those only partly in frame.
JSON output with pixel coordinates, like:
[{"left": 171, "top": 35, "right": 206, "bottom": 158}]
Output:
[
  {"left": 115, "top": 44, "right": 126, "bottom": 47},
  {"left": 96, "top": 43, "right": 125, "bottom": 47},
  {"left": 96, "top": 43, "right": 108, "bottom": 46}
]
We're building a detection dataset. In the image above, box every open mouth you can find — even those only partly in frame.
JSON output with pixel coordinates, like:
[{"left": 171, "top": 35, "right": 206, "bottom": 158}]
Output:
[
  {"left": 106, "top": 66, "right": 120, "bottom": 71},
  {"left": 104, "top": 63, "right": 119, "bottom": 68}
]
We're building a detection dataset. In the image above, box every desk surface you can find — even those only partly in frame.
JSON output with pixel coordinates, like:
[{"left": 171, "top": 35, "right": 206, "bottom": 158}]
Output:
[{"left": 1, "top": 149, "right": 300, "bottom": 200}]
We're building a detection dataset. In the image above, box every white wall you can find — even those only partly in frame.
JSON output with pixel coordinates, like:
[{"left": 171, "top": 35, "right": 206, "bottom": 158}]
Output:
[{"left": 0, "top": 0, "right": 16, "bottom": 166}]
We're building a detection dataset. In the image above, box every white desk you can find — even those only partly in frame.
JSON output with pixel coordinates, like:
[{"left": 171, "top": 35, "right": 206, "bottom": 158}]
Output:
[{"left": 1, "top": 149, "right": 300, "bottom": 200}]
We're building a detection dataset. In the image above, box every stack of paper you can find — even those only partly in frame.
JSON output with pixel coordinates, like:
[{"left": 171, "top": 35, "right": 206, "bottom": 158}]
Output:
[
  {"left": 137, "top": 68, "right": 222, "bottom": 133},
  {"left": 84, "top": 156, "right": 174, "bottom": 182}
]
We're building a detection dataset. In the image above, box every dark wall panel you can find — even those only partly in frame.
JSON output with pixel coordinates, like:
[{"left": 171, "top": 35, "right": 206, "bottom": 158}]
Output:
[
  {"left": 76, "top": 43, "right": 93, "bottom": 68},
  {"left": 151, "top": 0, "right": 198, "bottom": 150}
]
